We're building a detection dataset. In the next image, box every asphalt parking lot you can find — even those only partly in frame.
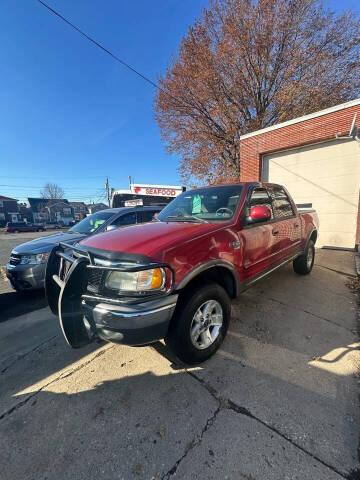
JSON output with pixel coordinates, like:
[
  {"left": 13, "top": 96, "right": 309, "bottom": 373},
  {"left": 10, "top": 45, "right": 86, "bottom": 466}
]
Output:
[
  {"left": 0, "top": 243, "right": 359, "bottom": 479},
  {"left": 0, "top": 230, "right": 64, "bottom": 320}
]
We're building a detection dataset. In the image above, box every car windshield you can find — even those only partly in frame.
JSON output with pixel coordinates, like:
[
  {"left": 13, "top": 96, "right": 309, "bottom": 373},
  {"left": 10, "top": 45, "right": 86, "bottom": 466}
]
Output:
[
  {"left": 69, "top": 211, "right": 114, "bottom": 234},
  {"left": 157, "top": 185, "right": 244, "bottom": 223}
]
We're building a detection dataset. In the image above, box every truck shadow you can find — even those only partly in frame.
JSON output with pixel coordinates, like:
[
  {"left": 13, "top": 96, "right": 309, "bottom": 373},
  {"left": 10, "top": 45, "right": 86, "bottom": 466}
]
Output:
[{"left": 0, "top": 289, "right": 47, "bottom": 323}]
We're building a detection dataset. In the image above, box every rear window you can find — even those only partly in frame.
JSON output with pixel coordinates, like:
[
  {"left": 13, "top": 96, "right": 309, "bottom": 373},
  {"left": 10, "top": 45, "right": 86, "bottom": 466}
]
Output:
[{"left": 268, "top": 187, "right": 294, "bottom": 219}]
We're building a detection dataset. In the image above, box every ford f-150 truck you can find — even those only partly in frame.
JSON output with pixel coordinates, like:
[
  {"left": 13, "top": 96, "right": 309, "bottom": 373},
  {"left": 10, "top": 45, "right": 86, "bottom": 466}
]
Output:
[{"left": 46, "top": 182, "right": 319, "bottom": 364}]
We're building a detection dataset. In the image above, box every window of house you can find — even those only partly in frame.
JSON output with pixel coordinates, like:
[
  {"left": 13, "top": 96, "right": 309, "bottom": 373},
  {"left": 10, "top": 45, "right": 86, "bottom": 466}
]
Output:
[
  {"left": 63, "top": 208, "right": 71, "bottom": 215},
  {"left": 268, "top": 187, "right": 294, "bottom": 220},
  {"left": 0, "top": 213, "right": 5, "bottom": 220},
  {"left": 0, "top": 200, "right": 3, "bottom": 208}
]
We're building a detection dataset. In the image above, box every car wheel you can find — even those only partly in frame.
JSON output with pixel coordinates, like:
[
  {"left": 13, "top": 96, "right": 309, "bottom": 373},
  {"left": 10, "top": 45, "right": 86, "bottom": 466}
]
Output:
[
  {"left": 13, "top": 230, "right": 19, "bottom": 233},
  {"left": 165, "top": 283, "right": 231, "bottom": 364},
  {"left": 293, "top": 240, "right": 315, "bottom": 275}
]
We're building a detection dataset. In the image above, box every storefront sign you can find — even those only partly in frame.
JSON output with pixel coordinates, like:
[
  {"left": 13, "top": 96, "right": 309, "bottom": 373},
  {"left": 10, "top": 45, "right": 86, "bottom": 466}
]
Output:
[{"left": 130, "top": 184, "right": 183, "bottom": 197}]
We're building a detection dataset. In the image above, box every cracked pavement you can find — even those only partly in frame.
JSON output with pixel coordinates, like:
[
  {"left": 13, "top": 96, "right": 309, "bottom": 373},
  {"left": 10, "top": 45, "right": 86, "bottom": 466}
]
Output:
[{"left": 0, "top": 250, "right": 359, "bottom": 479}]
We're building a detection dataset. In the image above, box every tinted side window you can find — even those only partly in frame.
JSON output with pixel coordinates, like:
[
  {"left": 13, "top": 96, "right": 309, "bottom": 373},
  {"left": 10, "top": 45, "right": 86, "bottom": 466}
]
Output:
[
  {"left": 112, "top": 212, "right": 137, "bottom": 227},
  {"left": 269, "top": 187, "right": 294, "bottom": 219},
  {"left": 248, "top": 188, "right": 274, "bottom": 220},
  {"left": 138, "top": 210, "right": 157, "bottom": 223}
]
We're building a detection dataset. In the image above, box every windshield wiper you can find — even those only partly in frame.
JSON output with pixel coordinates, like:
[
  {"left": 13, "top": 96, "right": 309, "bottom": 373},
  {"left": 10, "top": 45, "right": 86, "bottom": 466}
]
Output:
[{"left": 165, "top": 215, "right": 208, "bottom": 223}]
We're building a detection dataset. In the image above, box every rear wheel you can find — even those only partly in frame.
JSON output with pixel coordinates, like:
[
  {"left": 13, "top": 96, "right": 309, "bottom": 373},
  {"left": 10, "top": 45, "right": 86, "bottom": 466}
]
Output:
[
  {"left": 13, "top": 230, "right": 19, "bottom": 233},
  {"left": 293, "top": 240, "right": 315, "bottom": 275},
  {"left": 165, "top": 283, "right": 231, "bottom": 364}
]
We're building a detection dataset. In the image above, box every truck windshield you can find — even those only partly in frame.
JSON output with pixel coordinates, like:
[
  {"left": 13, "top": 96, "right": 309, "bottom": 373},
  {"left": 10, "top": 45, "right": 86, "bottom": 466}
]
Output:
[
  {"left": 69, "top": 211, "right": 114, "bottom": 234},
  {"left": 157, "top": 185, "right": 244, "bottom": 223}
]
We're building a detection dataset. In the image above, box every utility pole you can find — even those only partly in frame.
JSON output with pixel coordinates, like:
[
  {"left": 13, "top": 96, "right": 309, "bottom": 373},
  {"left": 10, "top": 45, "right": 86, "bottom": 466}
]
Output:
[{"left": 105, "top": 177, "right": 111, "bottom": 207}]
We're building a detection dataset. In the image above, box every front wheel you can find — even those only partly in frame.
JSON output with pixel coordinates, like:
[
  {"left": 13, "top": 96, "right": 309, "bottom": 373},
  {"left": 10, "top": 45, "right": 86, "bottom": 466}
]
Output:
[
  {"left": 293, "top": 240, "right": 315, "bottom": 275},
  {"left": 165, "top": 283, "right": 231, "bottom": 364}
]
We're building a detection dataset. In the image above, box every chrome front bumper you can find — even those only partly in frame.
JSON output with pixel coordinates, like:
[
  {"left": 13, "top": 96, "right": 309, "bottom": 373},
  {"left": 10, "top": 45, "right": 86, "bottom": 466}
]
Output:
[{"left": 84, "top": 295, "right": 178, "bottom": 345}]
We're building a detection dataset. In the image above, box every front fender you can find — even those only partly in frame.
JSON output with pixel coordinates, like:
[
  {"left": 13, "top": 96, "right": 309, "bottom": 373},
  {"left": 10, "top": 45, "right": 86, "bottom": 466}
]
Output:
[{"left": 176, "top": 259, "right": 241, "bottom": 297}]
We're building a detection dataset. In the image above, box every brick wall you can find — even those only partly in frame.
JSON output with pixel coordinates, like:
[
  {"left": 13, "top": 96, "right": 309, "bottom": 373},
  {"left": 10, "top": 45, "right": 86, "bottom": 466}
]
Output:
[{"left": 239, "top": 103, "right": 360, "bottom": 248}]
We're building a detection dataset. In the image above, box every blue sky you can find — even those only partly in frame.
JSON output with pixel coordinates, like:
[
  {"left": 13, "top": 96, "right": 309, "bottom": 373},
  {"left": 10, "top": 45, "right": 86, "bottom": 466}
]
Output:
[{"left": 1, "top": 0, "right": 358, "bottom": 203}]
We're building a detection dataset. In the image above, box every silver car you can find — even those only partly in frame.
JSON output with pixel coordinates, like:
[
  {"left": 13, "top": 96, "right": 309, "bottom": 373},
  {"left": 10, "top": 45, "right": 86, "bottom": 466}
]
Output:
[{"left": 6, "top": 206, "right": 161, "bottom": 291}]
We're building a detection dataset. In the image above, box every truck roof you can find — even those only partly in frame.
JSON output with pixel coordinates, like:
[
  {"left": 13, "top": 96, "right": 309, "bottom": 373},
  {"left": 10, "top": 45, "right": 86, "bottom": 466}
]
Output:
[{"left": 194, "top": 182, "right": 283, "bottom": 189}]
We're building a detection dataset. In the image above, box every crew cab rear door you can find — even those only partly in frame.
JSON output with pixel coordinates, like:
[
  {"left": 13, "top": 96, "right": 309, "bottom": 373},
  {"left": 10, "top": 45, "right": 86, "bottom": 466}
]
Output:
[
  {"left": 239, "top": 186, "right": 277, "bottom": 280},
  {"left": 266, "top": 186, "right": 301, "bottom": 261}
]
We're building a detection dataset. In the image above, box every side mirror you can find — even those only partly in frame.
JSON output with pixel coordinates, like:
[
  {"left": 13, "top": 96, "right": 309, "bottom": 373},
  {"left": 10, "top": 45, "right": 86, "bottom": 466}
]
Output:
[
  {"left": 105, "top": 224, "right": 117, "bottom": 232},
  {"left": 248, "top": 205, "right": 271, "bottom": 224}
]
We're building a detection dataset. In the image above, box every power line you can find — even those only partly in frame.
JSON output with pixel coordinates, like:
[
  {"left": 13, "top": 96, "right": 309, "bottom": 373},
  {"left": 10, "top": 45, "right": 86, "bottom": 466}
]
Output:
[
  {"left": 37, "top": 0, "right": 182, "bottom": 106},
  {"left": 0, "top": 184, "right": 106, "bottom": 190},
  {"left": 0, "top": 175, "right": 108, "bottom": 179}
]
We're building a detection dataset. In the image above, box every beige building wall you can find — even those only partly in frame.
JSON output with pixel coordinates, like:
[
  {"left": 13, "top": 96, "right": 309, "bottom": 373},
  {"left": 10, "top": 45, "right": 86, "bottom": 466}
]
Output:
[{"left": 262, "top": 138, "right": 360, "bottom": 248}]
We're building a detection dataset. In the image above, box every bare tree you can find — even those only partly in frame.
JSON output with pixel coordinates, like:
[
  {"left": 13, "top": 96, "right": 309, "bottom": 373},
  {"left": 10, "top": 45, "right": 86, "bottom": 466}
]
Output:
[
  {"left": 155, "top": 0, "right": 360, "bottom": 184},
  {"left": 41, "top": 183, "right": 65, "bottom": 200}
]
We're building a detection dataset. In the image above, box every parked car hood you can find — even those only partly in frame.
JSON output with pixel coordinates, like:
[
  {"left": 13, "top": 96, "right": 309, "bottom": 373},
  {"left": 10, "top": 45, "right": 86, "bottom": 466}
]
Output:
[
  {"left": 12, "top": 232, "right": 86, "bottom": 254},
  {"left": 80, "top": 221, "right": 223, "bottom": 259}
]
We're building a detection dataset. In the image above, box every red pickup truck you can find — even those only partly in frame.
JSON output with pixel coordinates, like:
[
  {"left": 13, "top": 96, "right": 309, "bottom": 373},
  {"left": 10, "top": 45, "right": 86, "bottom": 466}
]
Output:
[{"left": 46, "top": 182, "right": 318, "bottom": 364}]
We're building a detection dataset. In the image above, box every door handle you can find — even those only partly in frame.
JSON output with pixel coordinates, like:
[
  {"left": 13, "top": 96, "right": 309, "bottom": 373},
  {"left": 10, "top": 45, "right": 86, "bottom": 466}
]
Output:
[{"left": 272, "top": 229, "right": 279, "bottom": 235}]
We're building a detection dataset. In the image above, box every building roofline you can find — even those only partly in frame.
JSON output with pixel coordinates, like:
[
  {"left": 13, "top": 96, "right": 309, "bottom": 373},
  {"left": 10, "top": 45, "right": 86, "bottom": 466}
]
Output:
[
  {"left": 240, "top": 97, "right": 360, "bottom": 140},
  {"left": 0, "top": 195, "right": 18, "bottom": 201}
]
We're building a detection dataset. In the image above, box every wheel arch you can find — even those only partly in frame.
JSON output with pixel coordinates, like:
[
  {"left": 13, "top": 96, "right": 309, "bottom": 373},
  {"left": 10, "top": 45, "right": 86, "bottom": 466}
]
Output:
[
  {"left": 309, "top": 229, "right": 318, "bottom": 244},
  {"left": 176, "top": 260, "right": 240, "bottom": 300},
  {"left": 304, "top": 228, "right": 318, "bottom": 250}
]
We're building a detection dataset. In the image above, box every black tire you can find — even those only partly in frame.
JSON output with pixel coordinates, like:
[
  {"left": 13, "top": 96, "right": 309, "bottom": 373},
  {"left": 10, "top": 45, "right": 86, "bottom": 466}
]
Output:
[
  {"left": 165, "top": 283, "right": 231, "bottom": 364},
  {"left": 13, "top": 230, "right": 19, "bottom": 233},
  {"left": 293, "top": 240, "right": 315, "bottom": 275}
]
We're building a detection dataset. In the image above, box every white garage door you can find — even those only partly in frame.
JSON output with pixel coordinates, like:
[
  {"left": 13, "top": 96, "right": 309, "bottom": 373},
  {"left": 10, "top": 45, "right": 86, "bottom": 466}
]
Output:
[{"left": 262, "top": 139, "right": 360, "bottom": 248}]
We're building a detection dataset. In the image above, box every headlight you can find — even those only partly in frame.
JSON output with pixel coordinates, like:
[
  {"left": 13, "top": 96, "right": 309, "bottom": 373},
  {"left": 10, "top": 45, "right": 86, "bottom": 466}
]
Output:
[
  {"left": 105, "top": 268, "right": 165, "bottom": 292},
  {"left": 20, "top": 252, "right": 50, "bottom": 265}
]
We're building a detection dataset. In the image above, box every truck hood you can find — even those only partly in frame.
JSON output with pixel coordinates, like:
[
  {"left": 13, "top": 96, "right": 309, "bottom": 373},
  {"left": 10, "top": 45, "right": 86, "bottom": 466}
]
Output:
[
  {"left": 12, "top": 232, "right": 86, "bottom": 254},
  {"left": 80, "top": 221, "right": 222, "bottom": 259}
]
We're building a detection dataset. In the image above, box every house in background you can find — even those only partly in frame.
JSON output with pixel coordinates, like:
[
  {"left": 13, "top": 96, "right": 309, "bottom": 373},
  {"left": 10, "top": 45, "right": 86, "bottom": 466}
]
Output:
[
  {"left": 0, "top": 195, "right": 21, "bottom": 225},
  {"left": 18, "top": 203, "right": 34, "bottom": 223},
  {"left": 28, "top": 198, "right": 75, "bottom": 226},
  {"left": 86, "top": 202, "right": 108, "bottom": 214},
  {"left": 239, "top": 98, "right": 360, "bottom": 249},
  {"left": 69, "top": 201, "right": 88, "bottom": 221}
]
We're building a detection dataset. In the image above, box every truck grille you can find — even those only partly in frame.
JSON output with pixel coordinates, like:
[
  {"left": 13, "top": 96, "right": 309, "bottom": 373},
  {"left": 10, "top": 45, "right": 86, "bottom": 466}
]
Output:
[
  {"left": 9, "top": 254, "right": 21, "bottom": 266},
  {"left": 87, "top": 269, "right": 104, "bottom": 293}
]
